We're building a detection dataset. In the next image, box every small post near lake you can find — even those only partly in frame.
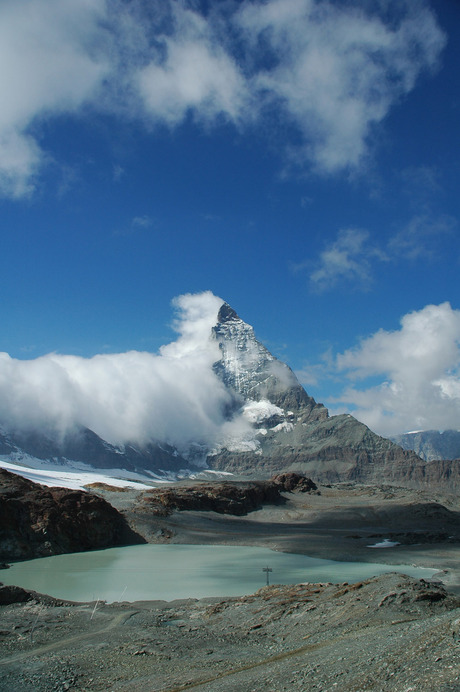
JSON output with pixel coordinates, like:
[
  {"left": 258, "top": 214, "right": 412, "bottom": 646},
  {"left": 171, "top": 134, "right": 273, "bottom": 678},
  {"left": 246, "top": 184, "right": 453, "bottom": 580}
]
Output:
[{"left": 263, "top": 566, "right": 272, "bottom": 586}]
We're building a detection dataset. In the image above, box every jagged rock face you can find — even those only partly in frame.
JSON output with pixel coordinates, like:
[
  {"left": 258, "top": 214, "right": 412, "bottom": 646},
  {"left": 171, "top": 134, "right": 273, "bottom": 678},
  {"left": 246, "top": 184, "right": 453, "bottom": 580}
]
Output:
[
  {"left": 0, "top": 468, "right": 144, "bottom": 561},
  {"left": 212, "top": 303, "right": 322, "bottom": 414},
  {"left": 208, "top": 304, "right": 429, "bottom": 485}
]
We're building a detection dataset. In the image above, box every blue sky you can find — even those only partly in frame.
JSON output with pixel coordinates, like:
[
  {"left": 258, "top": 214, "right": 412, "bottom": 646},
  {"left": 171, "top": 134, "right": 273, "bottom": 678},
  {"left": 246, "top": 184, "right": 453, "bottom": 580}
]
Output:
[{"left": 1, "top": 0, "right": 460, "bottom": 438}]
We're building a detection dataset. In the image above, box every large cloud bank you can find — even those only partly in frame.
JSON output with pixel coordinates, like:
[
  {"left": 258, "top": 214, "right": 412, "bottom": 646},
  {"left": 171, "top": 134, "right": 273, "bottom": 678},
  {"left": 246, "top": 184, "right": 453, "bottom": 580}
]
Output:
[
  {"left": 0, "top": 292, "right": 237, "bottom": 451},
  {"left": 0, "top": 0, "right": 446, "bottom": 196},
  {"left": 334, "top": 303, "right": 460, "bottom": 436}
]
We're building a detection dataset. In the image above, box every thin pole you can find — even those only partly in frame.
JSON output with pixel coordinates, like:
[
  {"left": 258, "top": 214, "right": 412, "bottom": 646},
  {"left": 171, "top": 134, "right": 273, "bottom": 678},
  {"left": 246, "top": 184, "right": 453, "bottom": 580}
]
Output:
[{"left": 262, "top": 566, "right": 272, "bottom": 586}]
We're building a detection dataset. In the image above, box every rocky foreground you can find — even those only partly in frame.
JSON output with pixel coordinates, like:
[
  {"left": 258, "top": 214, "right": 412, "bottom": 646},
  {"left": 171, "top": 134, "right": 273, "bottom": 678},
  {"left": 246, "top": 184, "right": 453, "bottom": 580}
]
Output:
[
  {"left": 3, "top": 470, "right": 460, "bottom": 690},
  {"left": 0, "top": 573, "right": 459, "bottom": 691}
]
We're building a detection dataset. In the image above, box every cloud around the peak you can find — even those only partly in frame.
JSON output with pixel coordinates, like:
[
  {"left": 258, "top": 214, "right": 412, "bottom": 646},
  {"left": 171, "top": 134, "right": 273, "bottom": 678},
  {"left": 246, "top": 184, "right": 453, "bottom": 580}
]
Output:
[
  {"left": 0, "top": 292, "right": 231, "bottom": 451},
  {"left": 332, "top": 302, "right": 460, "bottom": 436},
  {"left": 0, "top": 0, "right": 446, "bottom": 197}
]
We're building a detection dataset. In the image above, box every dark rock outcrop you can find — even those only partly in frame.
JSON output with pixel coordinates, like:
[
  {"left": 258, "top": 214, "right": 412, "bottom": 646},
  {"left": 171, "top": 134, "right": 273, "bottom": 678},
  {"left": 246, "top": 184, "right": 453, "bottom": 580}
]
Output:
[
  {"left": 270, "top": 472, "right": 318, "bottom": 493},
  {"left": 0, "top": 468, "right": 145, "bottom": 562},
  {"left": 139, "top": 480, "right": 283, "bottom": 516},
  {"left": 0, "top": 584, "right": 33, "bottom": 605},
  {"left": 138, "top": 474, "right": 318, "bottom": 516}
]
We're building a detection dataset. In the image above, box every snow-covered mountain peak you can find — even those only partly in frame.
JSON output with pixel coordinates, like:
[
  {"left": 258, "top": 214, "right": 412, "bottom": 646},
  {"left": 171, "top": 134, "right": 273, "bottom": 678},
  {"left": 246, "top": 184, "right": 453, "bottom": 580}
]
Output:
[
  {"left": 211, "top": 302, "right": 300, "bottom": 404},
  {"left": 211, "top": 302, "right": 316, "bottom": 416}
]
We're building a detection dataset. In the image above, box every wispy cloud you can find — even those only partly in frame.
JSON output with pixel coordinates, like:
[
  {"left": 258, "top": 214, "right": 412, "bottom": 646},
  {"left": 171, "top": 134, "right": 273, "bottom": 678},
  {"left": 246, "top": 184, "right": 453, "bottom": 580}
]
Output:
[
  {"left": 400, "top": 165, "right": 442, "bottom": 202},
  {"left": 237, "top": 0, "right": 446, "bottom": 174},
  {"left": 388, "top": 213, "right": 456, "bottom": 261},
  {"left": 309, "top": 228, "right": 384, "bottom": 291},
  {"left": 0, "top": 0, "right": 446, "bottom": 198},
  {"left": 132, "top": 215, "right": 153, "bottom": 229},
  {"left": 113, "top": 164, "right": 125, "bottom": 182},
  {"left": 307, "top": 209, "right": 456, "bottom": 292},
  {"left": 114, "top": 214, "right": 154, "bottom": 236}
]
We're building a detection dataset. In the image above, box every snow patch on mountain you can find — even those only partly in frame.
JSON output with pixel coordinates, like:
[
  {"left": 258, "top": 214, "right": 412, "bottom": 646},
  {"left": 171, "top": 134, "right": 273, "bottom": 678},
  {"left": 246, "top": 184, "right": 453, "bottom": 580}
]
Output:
[
  {"left": 271, "top": 421, "right": 295, "bottom": 433},
  {"left": 241, "top": 400, "right": 284, "bottom": 424},
  {"left": 0, "top": 456, "right": 157, "bottom": 490}
]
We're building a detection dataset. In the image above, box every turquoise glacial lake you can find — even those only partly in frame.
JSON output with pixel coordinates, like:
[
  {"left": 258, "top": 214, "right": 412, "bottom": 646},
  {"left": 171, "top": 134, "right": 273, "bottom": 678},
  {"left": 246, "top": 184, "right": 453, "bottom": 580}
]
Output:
[{"left": 1, "top": 544, "right": 437, "bottom": 603}]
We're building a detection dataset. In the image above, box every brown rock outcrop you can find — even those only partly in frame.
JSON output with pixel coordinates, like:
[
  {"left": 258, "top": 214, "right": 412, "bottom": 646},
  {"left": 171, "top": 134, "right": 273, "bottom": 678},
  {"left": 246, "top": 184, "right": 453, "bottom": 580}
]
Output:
[
  {"left": 138, "top": 474, "right": 318, "bottom": 516},
  {"left": 139, "top": 480, "right": 283, "bottom": 516},
  {"left": 270, "top": 472, "right": 318, "bottom": 492},
  {"left": 0, "top": 468, "right": 144, "bottom": 562}
]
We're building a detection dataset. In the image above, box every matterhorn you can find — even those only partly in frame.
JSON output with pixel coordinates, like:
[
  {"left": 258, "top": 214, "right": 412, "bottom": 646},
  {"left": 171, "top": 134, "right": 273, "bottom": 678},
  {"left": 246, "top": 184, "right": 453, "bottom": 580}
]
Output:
[{"left": 2, "top": 297, "right": 452, "bottom": 488}]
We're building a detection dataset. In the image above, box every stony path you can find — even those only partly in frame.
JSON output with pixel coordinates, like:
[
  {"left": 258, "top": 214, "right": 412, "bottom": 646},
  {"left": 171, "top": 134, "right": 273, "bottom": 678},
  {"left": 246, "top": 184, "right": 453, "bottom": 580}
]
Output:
[{"left": 0, "top": 610, "right": 138, "bottom": 667}]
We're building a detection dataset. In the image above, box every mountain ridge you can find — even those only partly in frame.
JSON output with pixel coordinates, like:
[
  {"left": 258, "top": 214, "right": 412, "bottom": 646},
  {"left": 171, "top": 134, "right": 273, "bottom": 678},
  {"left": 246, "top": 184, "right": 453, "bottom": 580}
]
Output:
[{"left": 0, "top": 299, "right": 457, "bottom": 487}]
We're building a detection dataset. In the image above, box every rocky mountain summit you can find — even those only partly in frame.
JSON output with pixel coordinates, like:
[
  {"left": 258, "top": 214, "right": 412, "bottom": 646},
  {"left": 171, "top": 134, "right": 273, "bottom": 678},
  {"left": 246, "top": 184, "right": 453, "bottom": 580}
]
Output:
[
  {"left": 212, "top": 303, "right": 321, "bottom": 416},
  {"left": 0, "top": 300, "right": 458, "bottom": 487},
  {"left": 207, "top": 304, "right": 435, "bottom": 486}
]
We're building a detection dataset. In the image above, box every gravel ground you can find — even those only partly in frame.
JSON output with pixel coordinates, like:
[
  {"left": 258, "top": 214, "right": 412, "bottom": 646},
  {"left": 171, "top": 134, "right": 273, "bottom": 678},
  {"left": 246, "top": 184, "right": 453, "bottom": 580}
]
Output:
[
  {"left": 3, "top": 481, "right": 460, "bottom": 691},
  {"left": 0, "top": 574, "right": 459, "bottom": 691}
]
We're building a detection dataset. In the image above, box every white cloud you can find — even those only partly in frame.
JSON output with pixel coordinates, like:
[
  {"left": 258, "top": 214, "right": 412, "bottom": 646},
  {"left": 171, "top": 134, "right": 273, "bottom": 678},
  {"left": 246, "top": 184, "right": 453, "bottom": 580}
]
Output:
[
  {"left": 137, "top": 5, "right": 249, "bottom": 126},
  {"left": 237, "top": 0, "right": 446, "bottom": 173},
  {"left": 334, "top": 303, "right": 460, "bottom": 436},
  {"left": 0, "top": 0, "right": 111, "bottom": 197},
  {"left": 0, "top": 0, "right": 446, "bottom": 197},
  {"left": 0, "top": 292, "right": 236, "bottom": 453}
]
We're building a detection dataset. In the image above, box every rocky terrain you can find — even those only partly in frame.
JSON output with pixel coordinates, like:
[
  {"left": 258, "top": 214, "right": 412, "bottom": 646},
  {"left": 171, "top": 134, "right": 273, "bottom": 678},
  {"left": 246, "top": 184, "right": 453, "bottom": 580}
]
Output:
[
  {"left": 137, "top": 473, "right": 318, "bottom": 516},
  {"left": 2, "top": 470, "right": 460, "bottom": 689},
  {"left": 0, "top": 573, "right": 459, "bottom": 691},
  {"left": 0, "top": 468, "right": 144, "bottom": 561}
]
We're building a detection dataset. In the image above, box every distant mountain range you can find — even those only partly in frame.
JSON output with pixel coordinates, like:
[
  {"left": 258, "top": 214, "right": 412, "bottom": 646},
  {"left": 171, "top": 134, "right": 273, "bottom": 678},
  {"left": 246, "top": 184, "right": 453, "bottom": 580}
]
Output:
[
  {"left": 390, "top": 430, "right": 460, "bottom": 462},
  {"left": 1, "top": 301, "right": 460, "bottom": 488}
]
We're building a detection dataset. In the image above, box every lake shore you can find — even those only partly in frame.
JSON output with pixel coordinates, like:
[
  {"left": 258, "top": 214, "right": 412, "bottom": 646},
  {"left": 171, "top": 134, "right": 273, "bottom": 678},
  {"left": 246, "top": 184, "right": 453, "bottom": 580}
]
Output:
[{"left": 105, "top": 480, "right": 460, "bottom": 595}]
